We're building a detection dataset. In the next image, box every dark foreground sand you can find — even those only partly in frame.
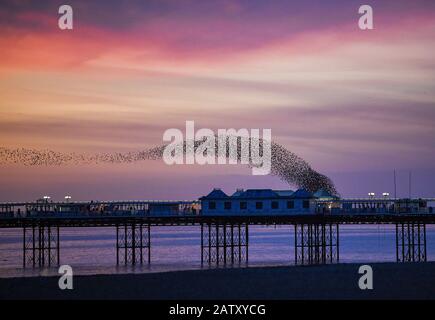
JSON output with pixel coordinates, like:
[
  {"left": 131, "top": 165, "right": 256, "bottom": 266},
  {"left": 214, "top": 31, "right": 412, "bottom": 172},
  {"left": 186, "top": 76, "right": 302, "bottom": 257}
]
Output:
[{"left": 1, "top": 262, "right": 435, "bottom": 300}]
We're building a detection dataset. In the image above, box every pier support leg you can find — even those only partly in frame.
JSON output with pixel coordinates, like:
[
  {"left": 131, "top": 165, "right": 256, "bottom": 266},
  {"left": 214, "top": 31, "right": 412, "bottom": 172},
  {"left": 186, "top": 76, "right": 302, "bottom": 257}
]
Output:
[
  {"left": 116, "top": 223, "right": 150, "bottom": 265},
  {"left": 396, "top": 222, "right": 426, "bottom": 262},
  {"left": 295, "top": 223, "right": 339, "bottom": 265},
  {"left": 23, "top": 224, "right": 60, "bottom": 268},
  {"left": 201, "top": 222, "right": 248, "bottom": 266}
]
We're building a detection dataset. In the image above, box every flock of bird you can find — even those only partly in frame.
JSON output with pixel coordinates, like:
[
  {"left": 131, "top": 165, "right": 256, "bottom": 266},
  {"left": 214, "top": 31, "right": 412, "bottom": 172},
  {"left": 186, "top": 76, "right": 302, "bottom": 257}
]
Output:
[{"left": 0, "top": 136, "right": 338, "bottom": 195}]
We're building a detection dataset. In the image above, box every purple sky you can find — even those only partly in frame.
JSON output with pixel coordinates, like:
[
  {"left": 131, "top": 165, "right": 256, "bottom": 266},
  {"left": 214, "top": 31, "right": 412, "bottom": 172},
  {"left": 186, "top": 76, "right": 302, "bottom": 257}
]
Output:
[{"left": 0, "top": 0, "right": 434, "bottom": 201}]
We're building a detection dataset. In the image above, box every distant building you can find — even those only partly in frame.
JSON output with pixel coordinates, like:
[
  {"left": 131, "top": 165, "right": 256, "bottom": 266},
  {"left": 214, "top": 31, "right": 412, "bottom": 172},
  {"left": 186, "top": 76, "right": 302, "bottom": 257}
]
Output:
[
  {"left": 0, "top": 190, "right": 433, "bottom": 218},
  {"left": 199, "top": 188, "right": 435, "bottom": 215},
  {"left": 200, "top": 188, "right": 317, "bottom": 215}
]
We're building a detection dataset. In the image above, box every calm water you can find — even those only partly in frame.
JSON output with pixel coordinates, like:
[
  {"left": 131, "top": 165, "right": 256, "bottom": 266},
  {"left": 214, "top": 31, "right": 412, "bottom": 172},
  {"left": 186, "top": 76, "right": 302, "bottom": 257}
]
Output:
[{"left": 1, "top": 225, "right": 435, "bottom": 278}]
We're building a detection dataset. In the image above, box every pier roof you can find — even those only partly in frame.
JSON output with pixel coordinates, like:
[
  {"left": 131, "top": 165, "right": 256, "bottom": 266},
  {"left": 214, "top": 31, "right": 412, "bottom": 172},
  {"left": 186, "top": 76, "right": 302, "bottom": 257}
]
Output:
[
  {"left": 200, "top": 188, "right": 229, "bottom": 200},
  {"left": 290, "top": 189, "right": 314, "bottom": 199},
  {"left": 314, "top": 189, "right": 338, "bottom": 199},
  {"left": 236, "top": 189, "right": 279, "bottom": 199},
  {"left": 274, "top": 190, "right": 294, "bottom": 197}
]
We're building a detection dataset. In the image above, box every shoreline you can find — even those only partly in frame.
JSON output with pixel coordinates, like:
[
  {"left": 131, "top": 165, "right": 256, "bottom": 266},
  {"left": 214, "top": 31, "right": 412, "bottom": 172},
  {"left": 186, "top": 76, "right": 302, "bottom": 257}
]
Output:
[{"left": 1, "top": 262, "right": 435, "bottom": 300}]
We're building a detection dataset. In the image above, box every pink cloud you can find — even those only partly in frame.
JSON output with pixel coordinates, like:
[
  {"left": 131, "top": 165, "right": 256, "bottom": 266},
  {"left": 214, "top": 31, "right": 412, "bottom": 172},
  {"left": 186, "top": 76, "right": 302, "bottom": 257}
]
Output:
[{"left": 1, "top": 3, "right": 434, "bottom": 72}]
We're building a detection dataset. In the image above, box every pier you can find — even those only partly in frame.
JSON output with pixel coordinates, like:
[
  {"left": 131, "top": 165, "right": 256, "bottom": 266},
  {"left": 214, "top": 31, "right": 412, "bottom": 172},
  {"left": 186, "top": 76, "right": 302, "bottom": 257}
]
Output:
[{"left": 1, "top": 200, "right": 435, "bottom": 268}]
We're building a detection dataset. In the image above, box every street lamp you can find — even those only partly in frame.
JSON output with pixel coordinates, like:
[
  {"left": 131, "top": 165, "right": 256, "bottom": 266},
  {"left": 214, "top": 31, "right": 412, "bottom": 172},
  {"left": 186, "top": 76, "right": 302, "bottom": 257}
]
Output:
[
  {"left": 64, "top": 195, "right": 72, "bottom": 202},
  {"left": 42, "top": 196, "right": 51, "bottom": 213},
  {"left": 368, "top": 192, "right": 375, "bottom": 198},
  {"left": 382, "top": 192, "right": 390, "bottom": 198}
]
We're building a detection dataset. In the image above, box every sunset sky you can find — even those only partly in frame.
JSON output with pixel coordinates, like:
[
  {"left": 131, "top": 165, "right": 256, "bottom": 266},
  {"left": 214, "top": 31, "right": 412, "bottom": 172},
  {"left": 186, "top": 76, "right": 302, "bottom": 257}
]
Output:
[{"left": 0, "top": 0, "right": 434, "bottom": 201}]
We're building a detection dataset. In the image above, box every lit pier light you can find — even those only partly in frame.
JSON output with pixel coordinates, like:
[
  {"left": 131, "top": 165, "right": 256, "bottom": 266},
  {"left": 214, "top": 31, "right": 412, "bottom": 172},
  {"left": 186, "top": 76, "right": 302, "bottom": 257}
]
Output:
[
  {"left": 383, "top": 192, "right": 390, "bottom": 198},
  {"left": 65, "top": 195, "right": 72, "bottom": 203},
  {"left": 368, "top": 192, "right": 375, "bottom": 198}
]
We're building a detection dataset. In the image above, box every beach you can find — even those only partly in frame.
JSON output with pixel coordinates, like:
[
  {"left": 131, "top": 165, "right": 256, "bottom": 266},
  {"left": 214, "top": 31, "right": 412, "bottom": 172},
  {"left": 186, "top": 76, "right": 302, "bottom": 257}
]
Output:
[{"left": 1, "top": 262, "right": 435, "bottom": 300}]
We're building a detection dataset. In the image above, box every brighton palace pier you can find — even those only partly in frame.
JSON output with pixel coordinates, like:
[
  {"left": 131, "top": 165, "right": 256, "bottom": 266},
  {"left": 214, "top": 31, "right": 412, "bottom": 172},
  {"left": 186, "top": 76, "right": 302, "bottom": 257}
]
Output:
[{"left": 0, "top": 188, "right": 434, "bottom": 268}]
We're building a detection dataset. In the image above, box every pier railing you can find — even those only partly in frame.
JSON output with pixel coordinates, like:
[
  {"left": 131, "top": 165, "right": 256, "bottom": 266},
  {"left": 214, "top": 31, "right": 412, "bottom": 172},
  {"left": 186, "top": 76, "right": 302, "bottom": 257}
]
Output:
[{"left": 1, "top": 206, "right": 435, "bottom": 269}]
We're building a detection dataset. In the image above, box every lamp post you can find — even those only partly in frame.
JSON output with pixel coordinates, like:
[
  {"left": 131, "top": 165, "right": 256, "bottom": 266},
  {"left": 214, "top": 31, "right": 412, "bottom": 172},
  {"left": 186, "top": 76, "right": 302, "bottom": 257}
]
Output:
[{"left": 42, "top": 196, "right": 50, "bottom": 212}]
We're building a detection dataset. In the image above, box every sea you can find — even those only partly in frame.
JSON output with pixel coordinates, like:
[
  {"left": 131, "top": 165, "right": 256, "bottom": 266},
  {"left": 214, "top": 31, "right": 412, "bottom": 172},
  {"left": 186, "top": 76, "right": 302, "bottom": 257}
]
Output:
[{"left": 1, "top": 225, "right": 435, "bottom": 278}]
